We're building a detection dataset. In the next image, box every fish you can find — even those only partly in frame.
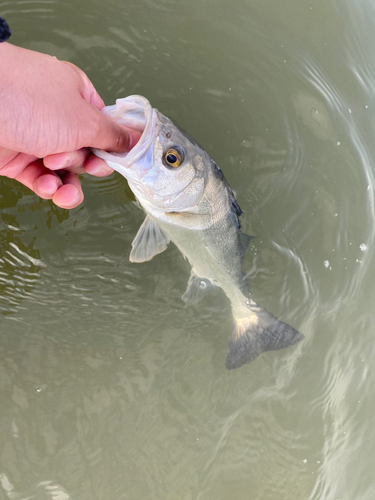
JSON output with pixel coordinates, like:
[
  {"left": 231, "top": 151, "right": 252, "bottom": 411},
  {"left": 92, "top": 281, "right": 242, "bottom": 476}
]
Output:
[{"left": 92, "top": 95, "right": 304, "bottom": 369}]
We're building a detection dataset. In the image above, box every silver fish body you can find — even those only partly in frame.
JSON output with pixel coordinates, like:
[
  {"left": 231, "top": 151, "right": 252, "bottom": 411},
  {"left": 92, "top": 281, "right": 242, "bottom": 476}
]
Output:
[{"left": 93, "top": 95, "right": 303, "bottom": 369}]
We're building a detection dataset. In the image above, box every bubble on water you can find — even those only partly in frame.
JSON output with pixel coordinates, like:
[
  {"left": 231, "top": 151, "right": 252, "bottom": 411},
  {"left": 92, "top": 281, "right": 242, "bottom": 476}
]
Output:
[
  {"left": 199, "top": 281, "right": 207, "bottom": 289},
  {"left": 360, "top": 243, "right": 367, "bottom": 251},
  {"left": 337, "top": 141, "right": 341, "bottom": 146},
  {"left": 246, "top": 299, "right": 251, "bottom": 306},
  {"left": 303, "top": 459, "right": 307, "bottom": 463},
  {"left": 36, "top": 387, "right": 42, "bottom": 393},
  {"left": 324, "top": 260, "right": 330, "bottom": 268}
]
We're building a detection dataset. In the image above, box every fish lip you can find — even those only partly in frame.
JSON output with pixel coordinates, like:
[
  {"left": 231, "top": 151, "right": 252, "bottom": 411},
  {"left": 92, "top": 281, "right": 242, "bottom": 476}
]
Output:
[{"left": 91, "top": 95, "right": 159, "bottom": 175}]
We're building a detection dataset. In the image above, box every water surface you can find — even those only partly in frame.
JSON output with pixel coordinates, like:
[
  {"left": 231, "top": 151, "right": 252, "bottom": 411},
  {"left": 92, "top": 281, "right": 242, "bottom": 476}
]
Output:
[{"left": 1, "top": 0, "right": 375, "bottom": 499}]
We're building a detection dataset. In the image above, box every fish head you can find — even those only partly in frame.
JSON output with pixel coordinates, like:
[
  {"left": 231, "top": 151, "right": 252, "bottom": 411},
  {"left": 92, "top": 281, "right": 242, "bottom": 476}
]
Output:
[{"left": 92, "top": 95, "right": 208, "bottom": 213}]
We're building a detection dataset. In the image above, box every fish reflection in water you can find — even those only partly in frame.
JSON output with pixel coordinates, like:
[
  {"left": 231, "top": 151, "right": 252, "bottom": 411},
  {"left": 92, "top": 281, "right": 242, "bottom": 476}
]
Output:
[{"left": 93, "top": 95, "right": 303, "bottom": 369}]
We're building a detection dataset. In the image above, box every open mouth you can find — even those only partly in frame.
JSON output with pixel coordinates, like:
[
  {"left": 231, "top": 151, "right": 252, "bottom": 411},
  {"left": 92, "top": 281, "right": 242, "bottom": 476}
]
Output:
[{"left": 92, "top": 95, "right": 159, "bottom": 174}]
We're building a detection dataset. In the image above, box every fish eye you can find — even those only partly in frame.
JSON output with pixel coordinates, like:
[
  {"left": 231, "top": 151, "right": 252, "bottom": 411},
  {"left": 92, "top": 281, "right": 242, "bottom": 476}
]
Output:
[{"left": 165, "top": 147, "right": 184, "bottom": 167}]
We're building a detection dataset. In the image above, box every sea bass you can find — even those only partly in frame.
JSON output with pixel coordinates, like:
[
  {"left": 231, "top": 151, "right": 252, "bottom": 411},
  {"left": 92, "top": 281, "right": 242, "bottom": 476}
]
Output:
[{"left": 93, "top": 95, "right": 303, "bottom": 369}]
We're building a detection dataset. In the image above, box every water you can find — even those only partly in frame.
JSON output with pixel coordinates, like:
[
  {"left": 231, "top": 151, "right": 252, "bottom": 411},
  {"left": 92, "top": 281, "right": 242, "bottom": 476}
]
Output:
[{"left": 1, "top": 0, "right": 375, "bottom": 498}]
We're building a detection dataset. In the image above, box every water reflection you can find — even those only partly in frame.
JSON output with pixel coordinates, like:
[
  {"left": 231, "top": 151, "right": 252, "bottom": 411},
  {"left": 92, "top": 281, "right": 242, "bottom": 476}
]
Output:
[
  {"left": 0, "top": 182, "right": 67, "bottom": 317},
  {"left": 1, "top": 0, "right": 375, "bottom": 498}
]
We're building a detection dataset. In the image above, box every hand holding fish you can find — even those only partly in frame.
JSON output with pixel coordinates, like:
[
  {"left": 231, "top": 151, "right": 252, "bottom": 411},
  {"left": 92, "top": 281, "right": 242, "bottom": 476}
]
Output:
[{"left": 0, "top": 42, "right": 141, "bottom": 208}]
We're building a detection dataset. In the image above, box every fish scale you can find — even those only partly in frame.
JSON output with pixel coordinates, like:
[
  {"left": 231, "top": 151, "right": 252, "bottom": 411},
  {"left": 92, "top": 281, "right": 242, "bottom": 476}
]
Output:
[{"left": 93, "top": 95, "right": 303, "bottom": 369}]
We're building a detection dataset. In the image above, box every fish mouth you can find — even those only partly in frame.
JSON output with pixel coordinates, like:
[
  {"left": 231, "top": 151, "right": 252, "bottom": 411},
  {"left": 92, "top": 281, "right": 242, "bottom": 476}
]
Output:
[{"left": 92, "top": 95, "right": 159, "bottom": 177}]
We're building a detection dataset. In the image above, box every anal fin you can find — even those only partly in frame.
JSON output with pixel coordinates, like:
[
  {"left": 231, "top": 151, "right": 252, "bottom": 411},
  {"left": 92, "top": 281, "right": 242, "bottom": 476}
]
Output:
[{"left": 130, "top": 215, "right": 170, "bottom": 263}]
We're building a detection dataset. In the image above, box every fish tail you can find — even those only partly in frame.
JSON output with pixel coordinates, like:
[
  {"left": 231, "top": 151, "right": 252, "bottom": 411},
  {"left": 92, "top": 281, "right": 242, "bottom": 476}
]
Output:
[{"left": 226, "top": 306, "right": 304, "bottom": 370}]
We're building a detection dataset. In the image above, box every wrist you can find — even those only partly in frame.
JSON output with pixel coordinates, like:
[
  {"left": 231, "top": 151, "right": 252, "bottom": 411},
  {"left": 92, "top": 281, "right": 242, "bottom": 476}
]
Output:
[{"left": 0, "top": 43, "right": 18, "bottom": 89}]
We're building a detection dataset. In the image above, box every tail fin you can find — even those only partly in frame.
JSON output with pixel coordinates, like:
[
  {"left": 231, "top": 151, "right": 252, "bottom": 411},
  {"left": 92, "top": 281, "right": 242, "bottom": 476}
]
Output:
[{"left": 226, "top": 307, "right": 304, "bottom": 370}]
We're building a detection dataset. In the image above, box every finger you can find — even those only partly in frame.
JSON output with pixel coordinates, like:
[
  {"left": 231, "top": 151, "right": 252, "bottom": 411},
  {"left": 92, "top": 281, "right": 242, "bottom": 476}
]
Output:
[
  {"left": 83, "top": 155, "right": 114, "bottom": 177},
  {"left": 61, "top": 61, "right": 105, "bottom": 110},
  {"left": 14, "top": 160, "right": 63, "bottom": 199},
  {"left": 89, "top": 108, "right": 142, "bottom": 153},
  {"left": 0, "top": 152, "right": 38, "bottom": 179},
  {"left": 52, "top": 172, "right": 84, "bottom": 209},
  {"left": 34, "top": 172, "right": 63, "bottom": 199},
  {"left": 0, "top": 149, "right": 18, "bottom": 170},
  {"left": 88, "top": 88, "right": 106, "bottom": 110},
  {"left": 43, "top": 148, "right": 89, "bottom": 173}
]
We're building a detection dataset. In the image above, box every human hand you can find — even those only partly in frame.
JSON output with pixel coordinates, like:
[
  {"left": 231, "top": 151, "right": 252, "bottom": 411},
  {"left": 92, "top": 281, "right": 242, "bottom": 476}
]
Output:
[{"left": 0, "top": 43, "right": 141, "bottom": 209}]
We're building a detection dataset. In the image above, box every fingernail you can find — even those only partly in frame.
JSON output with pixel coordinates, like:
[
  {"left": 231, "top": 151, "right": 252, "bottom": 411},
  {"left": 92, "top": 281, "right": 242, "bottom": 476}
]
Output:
[
  {"left": 87, "top": 164, "right": 113, "bottom": 177},
  {"left": 60, "top": 160, "right": 73, "bottom": 169},
  {"left": 52, "top": 158, "right": 72, "bottom": 170},
  {"left": 42, "top": 183, "right": 59, "bottom": 196},
  {"left": 64, "top": 190, "right": 82, "bottom": 208},
  {"left": 37, "top": 176, "right": 61, "bottom": 197}
]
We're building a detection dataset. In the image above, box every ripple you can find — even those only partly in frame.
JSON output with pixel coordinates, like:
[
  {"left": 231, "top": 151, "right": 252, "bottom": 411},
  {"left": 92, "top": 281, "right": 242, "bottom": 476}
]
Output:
[
  {"left": 2, "top": 1, "right": 375, "bottom": 499},
  {"left": 0, "top": 237, "right": 44, "bottom": 316}
]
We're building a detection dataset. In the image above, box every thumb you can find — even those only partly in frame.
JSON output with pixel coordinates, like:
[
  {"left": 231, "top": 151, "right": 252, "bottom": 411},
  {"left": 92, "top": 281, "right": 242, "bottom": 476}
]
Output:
[{"left": 88, "top": 107, "right": 142, "bottom": 153}]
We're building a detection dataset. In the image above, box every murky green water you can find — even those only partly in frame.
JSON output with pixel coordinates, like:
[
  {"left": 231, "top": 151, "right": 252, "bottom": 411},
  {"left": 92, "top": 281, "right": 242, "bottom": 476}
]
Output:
[{"left": 1, "top": 0, "right": 375, "bottom": 499}]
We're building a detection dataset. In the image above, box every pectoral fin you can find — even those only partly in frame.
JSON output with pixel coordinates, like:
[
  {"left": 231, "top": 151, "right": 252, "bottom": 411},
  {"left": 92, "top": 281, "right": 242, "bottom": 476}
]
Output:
[
  {"left": 130, "top": 216, "right": 170, "bottom": 263},
  {"left": 182, "top": 272, "right": 215, "bottom": 304}
]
